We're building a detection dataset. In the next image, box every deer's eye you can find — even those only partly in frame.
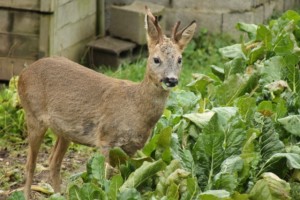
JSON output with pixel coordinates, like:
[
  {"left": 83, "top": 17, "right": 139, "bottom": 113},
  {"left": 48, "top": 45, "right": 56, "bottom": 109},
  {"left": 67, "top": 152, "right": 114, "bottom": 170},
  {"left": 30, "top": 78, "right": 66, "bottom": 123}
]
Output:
[
  {"left": 178, "top": 57, "right": 182, "bottom": 64},
  {"left": 153, "top": 57, "right": 161, "bottom": 64}
]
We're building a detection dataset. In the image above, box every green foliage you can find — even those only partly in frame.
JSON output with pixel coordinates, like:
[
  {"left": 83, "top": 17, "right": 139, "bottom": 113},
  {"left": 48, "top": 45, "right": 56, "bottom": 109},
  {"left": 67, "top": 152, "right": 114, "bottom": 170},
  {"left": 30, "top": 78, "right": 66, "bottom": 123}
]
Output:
[
  {"left": 249, "top": 172, "right": 291, "bottom": 200},
  {"left": 0, "top": 77, "right": 25, "bottom": 140},
  {"left": 7, "top": 191, "right": 25, "bottom": 200},
  {"left": 99, "top": 59, "right": 146, "bottom": 83},
  {"left": 119, "top": 159, "right": 165, "bottom": 191},
  {"left": 4, "top": 10, "right": 300, "bottom": 200}
]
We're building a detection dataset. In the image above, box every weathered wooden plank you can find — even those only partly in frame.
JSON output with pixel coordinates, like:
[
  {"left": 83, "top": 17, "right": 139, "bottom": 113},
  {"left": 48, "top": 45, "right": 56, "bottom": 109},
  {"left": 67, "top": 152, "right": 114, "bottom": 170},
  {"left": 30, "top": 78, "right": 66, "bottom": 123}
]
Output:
[
  {"left": 13, "top": 12, "right": 40, "bottom": 35},
  {"left": 0, "top": 10, "right": 9, "bottom": 33},
  {"left": 0, "top": 10, "right": 40, "bottom": 35},
  {"left": 40, "top": 0, "right": 55, "bottom": 13},
  {"left": 0, "top": 0, "right": 40, "bottom": 11},
  {"left": 0, "top": 33, "right": 39, "bottom": 59},
  {"left": 0, "top": 0, "right": 97, "bottom": 80},
  {"left": 39, "top": 15, "right": 51, "bottom": 58},
  {"left": 0, "top": 57, "right": 34, "bottom": 80},
  {"left": 0, "top": 0, "right": 54, "bottom": 12}
]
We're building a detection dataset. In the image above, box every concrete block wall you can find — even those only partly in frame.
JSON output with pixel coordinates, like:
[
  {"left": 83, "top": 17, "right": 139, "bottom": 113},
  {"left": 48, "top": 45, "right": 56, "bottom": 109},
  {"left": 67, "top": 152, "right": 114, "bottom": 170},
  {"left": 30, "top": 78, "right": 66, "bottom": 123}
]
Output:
[
  {"left": 109, "top": 1, "right": 165, "bottom": 44},
  {"left": 51, "top": 0, "right": 96, "bottom": 61},
  {"left": 135, "top": 0, "right": 300, "bottom": 39}
]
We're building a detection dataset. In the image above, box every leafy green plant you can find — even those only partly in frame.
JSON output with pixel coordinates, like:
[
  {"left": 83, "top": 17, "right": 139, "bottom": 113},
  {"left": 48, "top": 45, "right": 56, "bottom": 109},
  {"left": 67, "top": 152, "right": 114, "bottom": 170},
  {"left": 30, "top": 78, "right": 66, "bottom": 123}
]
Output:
[
  {"left": 0, "top": 77, "right": 25, "bottom": 140},
  {"left": 60, "top": 10, "right": 300, "bottom": 200},
  {"left": 5, "top": 10, "right": 300, "bottom": 200}
]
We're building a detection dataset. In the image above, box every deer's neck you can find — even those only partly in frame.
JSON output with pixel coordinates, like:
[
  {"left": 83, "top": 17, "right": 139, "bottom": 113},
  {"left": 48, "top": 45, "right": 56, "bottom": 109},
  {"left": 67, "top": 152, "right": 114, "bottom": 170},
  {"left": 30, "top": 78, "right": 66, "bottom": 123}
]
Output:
[
  {"left": 135, "top": 70, "right": 170, "bottom": 125},
  {"left": 139, "top": 69, "right": 170, "bottom": 102}
]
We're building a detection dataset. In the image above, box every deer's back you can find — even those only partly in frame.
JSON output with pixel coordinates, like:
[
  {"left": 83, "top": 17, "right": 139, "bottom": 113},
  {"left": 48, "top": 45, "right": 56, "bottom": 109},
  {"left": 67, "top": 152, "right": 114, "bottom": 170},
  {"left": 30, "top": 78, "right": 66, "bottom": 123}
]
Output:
[
  {"left": 18, "top": 57, "right": 147, "bottom": 147},
  {"left": 19, "top": 57, "right": 119, "bottom": 111}
]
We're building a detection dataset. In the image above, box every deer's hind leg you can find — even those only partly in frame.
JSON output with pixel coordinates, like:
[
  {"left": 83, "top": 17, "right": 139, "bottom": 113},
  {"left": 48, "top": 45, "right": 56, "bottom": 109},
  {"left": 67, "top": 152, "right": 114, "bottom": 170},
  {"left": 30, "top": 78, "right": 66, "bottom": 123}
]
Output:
[
  {"left": 49, "top": 135, "right": 70, "bottom": 193},
  {"left": 24, "top": 114, "right": 47, "bottom": 200}
]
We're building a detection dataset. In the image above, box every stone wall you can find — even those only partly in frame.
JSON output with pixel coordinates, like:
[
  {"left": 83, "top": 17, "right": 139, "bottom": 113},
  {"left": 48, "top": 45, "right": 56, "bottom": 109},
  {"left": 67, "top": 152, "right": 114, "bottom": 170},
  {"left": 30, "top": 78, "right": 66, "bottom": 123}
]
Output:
[
  {"left": 134, "top": 0, "right": 300, "bottom": 38},
  {"left": 51, "top": 0, "right": 96, "bottom": 60}
]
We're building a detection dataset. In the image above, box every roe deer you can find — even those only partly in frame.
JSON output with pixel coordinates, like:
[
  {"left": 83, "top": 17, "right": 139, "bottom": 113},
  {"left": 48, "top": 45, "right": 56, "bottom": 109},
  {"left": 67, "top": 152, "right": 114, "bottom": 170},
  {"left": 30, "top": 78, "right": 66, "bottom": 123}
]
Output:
[{"left": 18, "top": 8, "right": 196, "bottom": 199}]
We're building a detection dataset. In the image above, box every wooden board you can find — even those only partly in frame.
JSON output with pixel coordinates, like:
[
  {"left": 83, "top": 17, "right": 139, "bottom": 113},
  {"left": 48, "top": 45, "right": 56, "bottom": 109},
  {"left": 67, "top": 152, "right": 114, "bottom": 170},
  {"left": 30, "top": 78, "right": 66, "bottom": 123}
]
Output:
[
  {"left": 0, "top": 33, "right": 39, "bottom": 59},
  {"left": 39, "top": 15, "right": 52, "bottom": 58},
  {"left": 0, "top": 9, "right": 43, "bottom": 60},
  {"left": 0, "top": 0, "right": 54, "bottom": 13},
  {"left": 0, "top": 10, "right": 40, "bottom": 35},
  {"left": 0, "top": 57, "right": 34, "bottom": 80}
]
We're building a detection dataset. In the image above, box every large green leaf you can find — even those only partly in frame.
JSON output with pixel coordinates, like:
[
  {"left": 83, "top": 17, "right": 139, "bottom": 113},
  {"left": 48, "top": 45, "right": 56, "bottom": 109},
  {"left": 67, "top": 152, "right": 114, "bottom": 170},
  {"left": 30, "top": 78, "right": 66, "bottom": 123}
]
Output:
[
  {"left": 214, "top": 73, "right": 259, "bottom": 106},
  {"left": 183, "top": 111, "right": 214, "bottom": 129},
  {"left": 290, "top": 182, "right": 300, "bottom": 200},
  {"left": 235, "top": 96, "right": 256, "bottom": 124},
  {"left": 187, "top": 74, "right": 214, "bottom": 96},
  {"left": 68, "top": 183, "right": 106, "bottom": 200},
  {"left": 264, "top": 153, "right": 300, "bottom": 170},
  {"left": 156, "top": 159, "right": 182, "bottom": 197},
  {"left": 249, "top": 172, "right": 291, "bottom": 200},
  {"left": 120, "top": 159, "right": 166, "bottom": 191},
  {"left": 273, "top": 30, "right": 294, "bottom": 55},
  {"left": 248, "top": 43, "right": 265, "bottom": 64},
  {"left": 241, "top": 129, "right": 260, "bottom": 163},
  {"left": 256, "top": 116, "right": 285, "bottom": 162},
  {"left": 219, "top": 44, "right": 246, "bottom": 59},
  {"left": 155, "top": 159, "right": 191, "bottom": 199},
  {"left": 143, "top": 126, "right": 172, "bottom": 159},
  {"left": 256, "top": 25, "right": 272, "bottom": 50},
  {"left": 49, "top": 193, "right": 66, "bottom": 200},
  {"left": 193, "top": 113, "right": 224, "bottom": 190},
  {"left": 213, "top": 173, "right": 238, "bottom": 194},
  {"left": 157, "top": 127, "right": 172, "bottom": 148},
  {"left": 236, "top": 22, "right": 258, "bottom": 40},
  {"left": 167, "top": 90, "right": 199, "bottom": 114},
  {"left": 173, "top": 147, "right": 195, "bottom": 174},
  {"left": 260, "top": 56, "right": 284, "bottom": 84},
  {"left": 118, "top": 188, "right": 141, "bottom": 200},
  {"left": 166, "top": 182, "right": 180, "bottom": 200},
  {"left": 180, "top": 177, "right": 199, "bottom": 200},
  {"left": 278, "top": 115, "right": 300, "bottom": 136},
  {"left": 224, "top": 57, "right": 246, "bottom": 78},
  {"left": 198, "top": 190, "right": 231, "bottom": 200},
  {"left": 283, "top": 10, "right": 300, "bottom": 21},
  {"left": 109, "top": 147, "right": 129, "bottom": 167},
  {"left": 232, "top": 192, "right": 249, "bottom": 200},
  {"left": 282, "top": 55, "right": 300, "bottom": 93},
  {"left": 86, "top": 153, "right": 106, "bottom": 185},
  {"left": 193, "top": 110, "right": 246, "bottom": 190},
  {"left": 7, "top": 191, "right": 25, "bottom": 200},
  {"left": 213, "top": 156, "right": 244, "bottom": 192},
  {"left": 211, "top": 107, "right": 237, "bottom": 127},
  {"left": 142, "top": 133, "right": 160, "bottom": 156},
  {"left": 108, "top": 174, "right": 123, "bottom": 200}
]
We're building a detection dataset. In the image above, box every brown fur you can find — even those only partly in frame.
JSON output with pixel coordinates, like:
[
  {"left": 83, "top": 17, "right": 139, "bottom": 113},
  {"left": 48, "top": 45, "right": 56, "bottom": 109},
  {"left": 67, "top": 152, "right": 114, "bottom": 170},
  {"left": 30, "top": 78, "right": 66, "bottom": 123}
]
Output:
[{"left": 18, "top": 8, "right": 196, "bottom": 199}]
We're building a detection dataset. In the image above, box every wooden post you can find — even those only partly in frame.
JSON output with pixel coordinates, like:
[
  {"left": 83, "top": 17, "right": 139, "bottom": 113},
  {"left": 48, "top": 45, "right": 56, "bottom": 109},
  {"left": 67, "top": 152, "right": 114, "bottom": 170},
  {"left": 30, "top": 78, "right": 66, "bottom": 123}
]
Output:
[{"left": 96, "top": 0, "right": 105, "bottom": 37}]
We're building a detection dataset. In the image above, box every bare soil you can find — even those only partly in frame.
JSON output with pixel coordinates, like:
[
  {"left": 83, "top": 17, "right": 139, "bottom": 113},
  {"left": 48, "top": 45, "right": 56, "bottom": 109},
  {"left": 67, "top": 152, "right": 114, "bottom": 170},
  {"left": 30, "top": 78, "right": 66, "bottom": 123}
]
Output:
[{"left": 0, "top": 138, "right": 96, "bottom": 200}]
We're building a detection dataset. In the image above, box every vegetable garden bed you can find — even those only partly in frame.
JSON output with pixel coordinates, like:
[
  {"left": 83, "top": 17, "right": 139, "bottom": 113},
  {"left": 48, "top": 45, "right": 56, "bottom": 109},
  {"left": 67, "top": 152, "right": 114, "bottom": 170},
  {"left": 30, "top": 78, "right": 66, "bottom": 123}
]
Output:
[{"left": 1, "top": 10, "right": 300, "bottom": 200}]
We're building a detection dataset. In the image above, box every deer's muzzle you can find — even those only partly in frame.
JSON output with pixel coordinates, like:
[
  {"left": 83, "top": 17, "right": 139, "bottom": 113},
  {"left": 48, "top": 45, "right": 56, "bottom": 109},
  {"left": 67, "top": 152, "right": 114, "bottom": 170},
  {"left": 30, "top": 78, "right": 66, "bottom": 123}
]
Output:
[{"left": 161, "top": 77, "right": 178, "bottom": 88}]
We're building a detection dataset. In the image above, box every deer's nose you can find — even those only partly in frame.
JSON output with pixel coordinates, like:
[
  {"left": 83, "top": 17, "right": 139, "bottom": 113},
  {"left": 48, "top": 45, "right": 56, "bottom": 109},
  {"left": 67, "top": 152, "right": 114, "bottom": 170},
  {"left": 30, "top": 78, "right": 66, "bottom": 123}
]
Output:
[{"left": 163, "top": 77, "right": 178, "bottom": 87}]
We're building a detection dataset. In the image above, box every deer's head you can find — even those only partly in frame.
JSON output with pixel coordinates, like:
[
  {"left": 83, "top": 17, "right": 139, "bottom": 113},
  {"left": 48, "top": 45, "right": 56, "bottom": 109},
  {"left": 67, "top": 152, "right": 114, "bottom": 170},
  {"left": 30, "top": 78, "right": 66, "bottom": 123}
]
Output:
[{"left": 145, "top": 7, "right": 196, "bottom": 90}]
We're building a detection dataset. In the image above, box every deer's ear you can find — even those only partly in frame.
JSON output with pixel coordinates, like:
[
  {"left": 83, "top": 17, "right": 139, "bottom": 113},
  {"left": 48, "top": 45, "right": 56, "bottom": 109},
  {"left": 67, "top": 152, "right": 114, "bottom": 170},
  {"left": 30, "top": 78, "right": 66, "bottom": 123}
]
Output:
[
  {"left": 145, "top": 7, "right": 163, "bottom": 47},
  {"left": 173, "top": 21, "right": 197, "bottom": 50}
]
